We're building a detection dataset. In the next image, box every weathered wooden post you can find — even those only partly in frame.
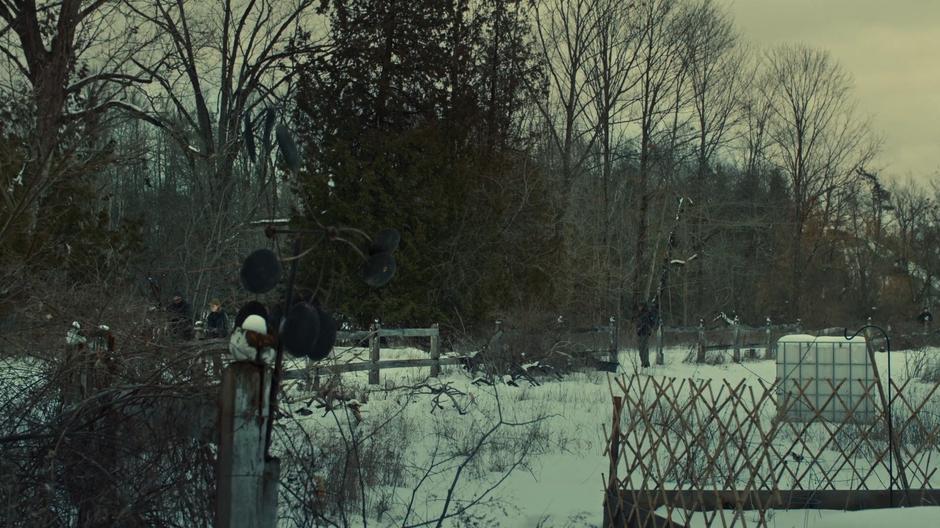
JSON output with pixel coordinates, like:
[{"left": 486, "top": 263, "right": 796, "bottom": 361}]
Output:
[
  {"left": 430, "top": 323, "right": 441, "bottom": 378},
  {"left": 697, "top": 319, "right": 706, "bottom": 363},
  {"left": 796, "top": 318, "right": 802, "bottom": 333},
  {"left": 607, "top": 396, "right": 623, "bottom": 490},
  {"left": 369, "top": 319, "right": 381, "bottom": 385},
  {"left": 311, "top": 365, "right": 321, "bottom": 390},
  {"left": 304, "top": 357, "right": 315, "bottom": 392},
  {"left": 732, "top": 316, "right": 741, "bottom": 363},
  {"left": 217, "top": 362, "right": 276, "bottom": 528},
  {"left": 603, "top": 396, "right": 624, "bottom": 527},
  {"left": 865, "top": 316, "right": 873, "bottom": 348},
  {"left": 655, "top": 323, "right": 664, "bottom": 366},
  {"left": 608, "top": 316, "right": 618, "bottom": 362},
  {"left": 747, "top": 334, "right": 757, "bottom": 359},
  {"left": 765, "top": 317, "right": 774, "bottom": 360}
]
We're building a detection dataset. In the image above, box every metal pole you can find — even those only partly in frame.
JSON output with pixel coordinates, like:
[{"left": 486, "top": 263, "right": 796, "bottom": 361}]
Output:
[
  {"left": 845, "top": 323, "right": 909, "bottom": 506},
  {"left": 264, "top": 237, "right": 301, "bottom": 459}
]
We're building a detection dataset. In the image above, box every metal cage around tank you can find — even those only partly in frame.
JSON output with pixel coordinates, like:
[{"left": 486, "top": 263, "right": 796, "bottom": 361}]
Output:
[{"left": 775, "top": 334, "right": 876, "bottom": 423}]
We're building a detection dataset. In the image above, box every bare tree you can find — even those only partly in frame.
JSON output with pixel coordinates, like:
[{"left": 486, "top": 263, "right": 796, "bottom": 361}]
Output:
[
  {"left": 674, "top": 0, "right": 743, "bottom": 323},
  {"left": 738, "top": 60, "right": 772, "bottom": 182},
  {"left": 532, "top": 0, "right": 600, "bottom": 194},
  {"left": 681, "top": 0, "right": 740, "bottom": 180},
  {"left": 582, "top": 0, "right": 643, "bottom": 313},
  {"left": 119, "top": 0, "right": 327, "bottom": 301},
  {"left": 627, "top": 0, "right": 685, "bottom": 366},
  {"left": 0, "top": 0, "right": 156, "bottom": 249},
  {"left": 889, "top": 178, "right": 938, "bottom": 306},
  {"left": 760, "top": 44, "right": 878, "bottom": 317}
]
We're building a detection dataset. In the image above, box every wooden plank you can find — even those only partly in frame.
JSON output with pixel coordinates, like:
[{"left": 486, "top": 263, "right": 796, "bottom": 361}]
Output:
[
  {"left": 336, "top": 327, "right": 439, "bottom": 342},
  {"left": 704, "top": 342, "right": 762, "bottom": 351},
  {"left": 609, "top": 316, "right": 618, "bottom": 357},
  {"left": 282, "top": 357, "right": 467, "bottom": 380},
  {"left": 283, "top": 350, "right": 614, "bottom": 382},
  {"left": 605, "top": 490, "right": 686, "bottom": 528},
  {"left": 619, "top": 489, "right": 940, "bottom": 511},
  {"left": 378, "top": 327, "right": 440, "bottom": 338},
  {"left": 656, "top": 324, "right": 664, "bottom": 365},
  {"left": 765, "top": 319, "right": 775, "bottom": 360},
  {"left": 336, "top": 331, "right": 371, "bottom": 343},
  {"left": 430, "top": 323, "right": 440, "bottom": 377},
  {"left": 608, "top": 397, "right": 622, "bottom": 489},
  {"left": 567, "top": 326, "right": 611, "bottom": 334},
  {"left": 369, "top": 322, "right": 380, "bottom": 385},
  {"left": 732, "top": 320, "right": 741, "bottom": 362}
]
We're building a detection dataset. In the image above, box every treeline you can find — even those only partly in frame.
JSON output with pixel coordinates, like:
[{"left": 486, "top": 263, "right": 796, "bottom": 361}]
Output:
[{"left": 1, "top": 0, "right": 937, "bottom": 334}]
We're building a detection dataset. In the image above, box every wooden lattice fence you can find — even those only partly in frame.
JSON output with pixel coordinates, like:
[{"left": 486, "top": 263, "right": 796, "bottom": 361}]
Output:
[{"left": 603, "top": 374, "right": 940, "bottom": 527}]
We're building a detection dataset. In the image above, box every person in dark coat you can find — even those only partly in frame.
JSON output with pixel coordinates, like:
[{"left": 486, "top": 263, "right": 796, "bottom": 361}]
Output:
[
  {"left": 636, "top": 302, "right": 657, "bottom": 368},
  {"left": 918, "top": 306, "right": 932, "bottom": 323},
  {"left": 166, "top": 292, "right": 193, "bottom": 340},
  {"left": 918, "top": 306, "right": 933, "bottom": 331},
  {"left": 205, "top": 298, "right": 229, "bottom": 338}
]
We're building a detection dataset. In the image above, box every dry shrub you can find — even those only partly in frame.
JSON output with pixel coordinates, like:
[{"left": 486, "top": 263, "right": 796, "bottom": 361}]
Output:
[
  {"left": 682, "top": 346, "right": 727, "bottom": 365},
  {"left": 0, "top": 273, "right": 218, "bottom": 527},
  {"left": 470, "top": 307, "right": 612, "bottom": 378},
  {"left": 905, "top": 346, "right": 940, "bottom": 383}
]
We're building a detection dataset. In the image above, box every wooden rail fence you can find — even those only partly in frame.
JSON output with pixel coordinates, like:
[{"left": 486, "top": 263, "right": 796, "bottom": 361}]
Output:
[
  {"left": 284, "top": 322, "right": 461, "bottom": 387},
  {"left": 653, "top": 319, "right": 802, "bottom": 365}
]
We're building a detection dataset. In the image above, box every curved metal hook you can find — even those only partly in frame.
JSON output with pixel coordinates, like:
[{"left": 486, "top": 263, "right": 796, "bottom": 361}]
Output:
[{"left": 843, "top": 324, "right": 891, "bottom": 352}]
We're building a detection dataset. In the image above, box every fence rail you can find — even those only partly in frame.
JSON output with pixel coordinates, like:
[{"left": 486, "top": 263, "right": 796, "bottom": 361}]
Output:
[
  {"left": 293, "top": 322, "right": 448, "bottom": 386},
  {"left": 283, "top": 357, "right": 466, "bottom": 380},
  {"left": 651, "top": 318, "right": 940, "bottom": 364}
]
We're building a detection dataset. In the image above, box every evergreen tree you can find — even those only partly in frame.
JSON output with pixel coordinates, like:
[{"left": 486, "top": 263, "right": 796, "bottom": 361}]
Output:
[{"left": 293, "top": 0, "right": 554, "bottom": 327}]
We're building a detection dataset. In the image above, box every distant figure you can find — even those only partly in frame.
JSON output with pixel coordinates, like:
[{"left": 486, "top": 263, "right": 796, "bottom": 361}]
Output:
[
  {"left": 205, "top": 298, "right": 229, "bottom": 338},
  {"left": 918, "top": 306, "right": 933, "bottom": 327},
  {"left": 166, "top": 292, "right": 193, "bottom": 340},
  {"left": 636, "top": 302, "right": 658, "bottom": 368}
]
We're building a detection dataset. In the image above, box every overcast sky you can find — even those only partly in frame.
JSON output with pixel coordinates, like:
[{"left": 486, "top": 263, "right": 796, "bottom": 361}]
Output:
[{"left": 729, "top": 0, "right": 940, "bottom": 183}]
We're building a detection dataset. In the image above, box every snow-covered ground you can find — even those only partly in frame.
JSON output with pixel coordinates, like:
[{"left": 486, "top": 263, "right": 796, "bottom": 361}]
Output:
[
  {"left": 273, "top": 344, "right": 940, "bottom": 527},
  {"left": 3, "top": 343, "right": 938, "bottom": 527}
]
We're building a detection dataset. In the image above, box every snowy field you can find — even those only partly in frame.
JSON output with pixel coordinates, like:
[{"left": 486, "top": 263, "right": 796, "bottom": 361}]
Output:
[
  {"left": 273, "top": 344, "right": 940, "bottom": 527},
  {"left": 2, "top": 345, "right": 938, "bottom": 527}
]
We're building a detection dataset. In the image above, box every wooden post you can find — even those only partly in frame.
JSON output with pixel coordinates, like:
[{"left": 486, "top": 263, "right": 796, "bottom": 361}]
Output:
[
  {"left": 607, "top": 315, "right": 617, "bottom": 361},
  {"left": 217, "top": 362, "right": 274, "bottom": 528},
  {"left": 261, "top": 460, "right": 280, "bottom": 528},
  {"left": 603, "top": 396, "right": 624, "bottom": 528},
  {"left": 733, "top": 316, "right": 741, "bottom": 363},
  {"left": 697, "top": 319, "right": 706, "bottom": 363},
  {"left": 607, "top": 315, "right": 620, "bottom": 363},
  {"left": 369, "top": 319, "right": 381, "bottom": 385},
  {"left": 607, "top": 396, "right": 623, "bottom": 490},
  {"left": 430, "top": 323, "right": 441, "bottom": 378},
  {"left": 304, "top": 358, "right": 314, "bottom": 392},
  {"left": 796, "top": 318, "right": 802, "bottom": 333},
  {"left": 655, "top": 323, "right": 664, "bottom": 365},
  {"left": 765, "top": 317, "right": 774, "bottom": 360}
]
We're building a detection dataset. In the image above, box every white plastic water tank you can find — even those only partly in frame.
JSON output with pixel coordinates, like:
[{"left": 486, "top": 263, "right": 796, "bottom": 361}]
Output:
[{"left": 775, "top": 334, "right": 875, "bottom": 422}]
